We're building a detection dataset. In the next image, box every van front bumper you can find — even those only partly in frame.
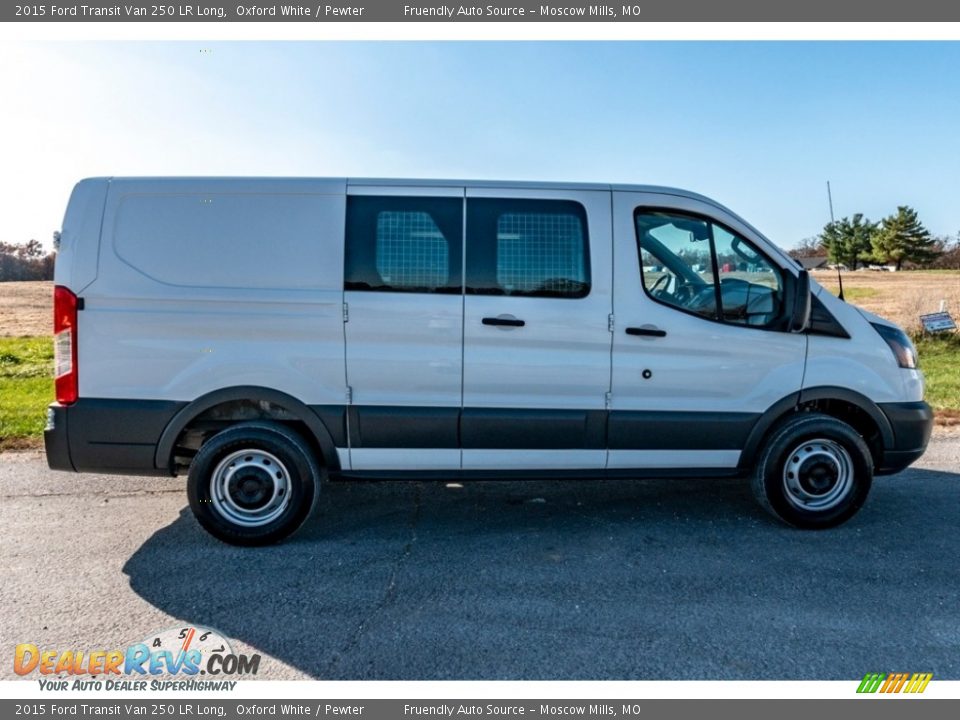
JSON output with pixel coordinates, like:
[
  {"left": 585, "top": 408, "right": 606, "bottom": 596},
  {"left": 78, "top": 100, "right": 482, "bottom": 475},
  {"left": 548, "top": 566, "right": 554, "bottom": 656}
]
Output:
[{"left": 876, "top": 401, "right": 934, "bottom": 475}]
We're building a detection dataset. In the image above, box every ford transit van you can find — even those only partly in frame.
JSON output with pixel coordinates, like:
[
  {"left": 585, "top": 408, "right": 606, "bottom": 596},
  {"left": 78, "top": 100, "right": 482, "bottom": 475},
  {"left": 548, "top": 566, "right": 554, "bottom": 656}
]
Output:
[{"left": 44, "top": 178, "right": 933, "bottom": 544}]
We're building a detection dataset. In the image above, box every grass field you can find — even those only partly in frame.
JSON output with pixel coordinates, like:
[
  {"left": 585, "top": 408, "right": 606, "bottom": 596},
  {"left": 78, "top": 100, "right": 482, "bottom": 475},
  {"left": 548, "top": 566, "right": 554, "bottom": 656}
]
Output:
[
  {"left": 0, "top": 336, "right": 53, "bottom": 450},
  {"left": 913, "top": 333, "right": 960, "bottom": 425},
  {"left": 0, "top": 274, "right": 957, "bottom": 447}
]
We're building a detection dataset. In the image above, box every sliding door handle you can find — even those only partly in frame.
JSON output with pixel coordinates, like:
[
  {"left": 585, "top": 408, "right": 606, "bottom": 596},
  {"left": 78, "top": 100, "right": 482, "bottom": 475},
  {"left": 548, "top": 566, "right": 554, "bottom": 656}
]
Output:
[
  {"left": 626, "top": 326, "right": 667, "bottom": 338},
  {"left": 482, "top": 316, "right": 525, "bottom": 328}
]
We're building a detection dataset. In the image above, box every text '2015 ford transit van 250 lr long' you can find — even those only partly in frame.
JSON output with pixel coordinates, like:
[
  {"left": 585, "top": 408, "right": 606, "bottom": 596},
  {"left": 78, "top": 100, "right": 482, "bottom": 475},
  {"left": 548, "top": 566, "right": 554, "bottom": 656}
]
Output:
[{"left": 45, "top": 178, "right": 933, "bottom": 545}]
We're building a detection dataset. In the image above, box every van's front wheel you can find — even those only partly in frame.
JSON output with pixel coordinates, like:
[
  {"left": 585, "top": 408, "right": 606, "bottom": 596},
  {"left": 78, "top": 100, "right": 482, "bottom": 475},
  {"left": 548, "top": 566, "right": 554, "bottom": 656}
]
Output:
[
  {"left": 187, "top": 422, "right": 320, "bottom": 545},
  {"left": 751, "top": 413, "right": 873, "bottom": 528}
]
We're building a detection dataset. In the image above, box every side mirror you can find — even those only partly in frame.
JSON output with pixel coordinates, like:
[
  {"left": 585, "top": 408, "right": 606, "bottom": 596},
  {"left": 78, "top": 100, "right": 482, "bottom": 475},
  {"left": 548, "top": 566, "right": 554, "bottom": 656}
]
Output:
[{"left": 786, "top": 269, "right": 812, "bottom": 332}]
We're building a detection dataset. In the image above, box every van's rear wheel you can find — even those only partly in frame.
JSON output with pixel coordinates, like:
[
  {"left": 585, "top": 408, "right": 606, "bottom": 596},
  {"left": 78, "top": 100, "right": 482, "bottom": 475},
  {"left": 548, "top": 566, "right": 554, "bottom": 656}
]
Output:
[
  {"left": 187, "top": 422, "right": 320, "bottom": 545},
  {"left": 751, "top": 413, "right": 873, "bottom": 528}
]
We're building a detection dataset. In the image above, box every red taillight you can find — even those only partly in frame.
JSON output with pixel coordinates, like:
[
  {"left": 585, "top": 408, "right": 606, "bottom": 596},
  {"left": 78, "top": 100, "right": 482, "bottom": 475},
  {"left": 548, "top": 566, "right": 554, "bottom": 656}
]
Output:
[{"left": 53, "top": 285, "right": 78, "bottom": 405}]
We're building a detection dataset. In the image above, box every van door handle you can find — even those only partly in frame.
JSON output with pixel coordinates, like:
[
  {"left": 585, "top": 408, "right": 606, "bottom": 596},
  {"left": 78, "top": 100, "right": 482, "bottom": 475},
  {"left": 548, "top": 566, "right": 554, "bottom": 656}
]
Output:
[
  {"left": 626, "top": 326, "right": 667, "bottom": 337},
  {"left": 482, "top": 316, "right": 525, "bottom": 328}
]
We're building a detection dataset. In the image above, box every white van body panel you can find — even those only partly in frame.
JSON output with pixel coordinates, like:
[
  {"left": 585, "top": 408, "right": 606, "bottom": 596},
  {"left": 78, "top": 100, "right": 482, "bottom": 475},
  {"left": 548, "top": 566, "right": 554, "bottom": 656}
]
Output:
[
  {"left": 344, "top": 289, "right": 463, "bottom": 409},
  {"left": 55, "top": 178, "right": 109, "bottom": 293},
  {"left": 606, "top": 449, "right": 741, "bottom": 469},
  {"left": 804, "top": 285, "right": 923, "bottom": 403},
  {"left": 461, "top": 449, "right": 606, "bottom": 470},
  {"left": 610, "top": 190, "right": 807, "bottom": 414},
  {"left": 79, "top": 178, "right": 346, "bottom": 404},
  {"left": 345, "top": 448, "right": 461, "bottom": 471}
]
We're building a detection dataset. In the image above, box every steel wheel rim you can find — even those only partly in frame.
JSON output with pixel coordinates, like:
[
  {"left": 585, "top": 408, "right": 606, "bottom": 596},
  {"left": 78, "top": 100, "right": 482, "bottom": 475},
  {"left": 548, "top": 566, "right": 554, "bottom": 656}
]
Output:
[
  {"left": 210, "top": 449, "right": 291, "bottom": 527},
  {"left": 782, "top": 438, "right": 854, "bottom": 512}
]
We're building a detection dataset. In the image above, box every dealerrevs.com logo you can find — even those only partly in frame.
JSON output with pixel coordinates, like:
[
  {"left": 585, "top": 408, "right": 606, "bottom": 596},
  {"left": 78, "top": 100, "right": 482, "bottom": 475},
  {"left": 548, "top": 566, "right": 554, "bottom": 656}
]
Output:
[
  {"left": 14, "top": 626, "right": 260, "bottom": 691},
  {"left": 857, "top": 672, "right": 933, "bottom": 694}
]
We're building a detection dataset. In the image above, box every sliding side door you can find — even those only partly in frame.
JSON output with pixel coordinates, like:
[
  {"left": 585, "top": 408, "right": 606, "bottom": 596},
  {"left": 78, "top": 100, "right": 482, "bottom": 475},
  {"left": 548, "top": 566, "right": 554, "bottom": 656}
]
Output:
[
  {"left": 461, "top": 187, "right": 613, "bottom": 470},
  {"left": 343, "top": 185, "right": 464, "bottom": 471}
]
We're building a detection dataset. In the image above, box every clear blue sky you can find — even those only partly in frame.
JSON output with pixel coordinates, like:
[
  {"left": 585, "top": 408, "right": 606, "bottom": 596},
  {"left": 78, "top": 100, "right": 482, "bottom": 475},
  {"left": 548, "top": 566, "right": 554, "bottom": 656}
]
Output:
[{"left": 3, "top": 41, "right": 958, "bottom": 250}]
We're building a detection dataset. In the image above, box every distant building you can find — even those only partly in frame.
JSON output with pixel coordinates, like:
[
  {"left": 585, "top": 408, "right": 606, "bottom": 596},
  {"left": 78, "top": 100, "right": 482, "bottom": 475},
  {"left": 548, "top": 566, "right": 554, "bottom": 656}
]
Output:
[{"left": 797, "top": 255, "right": 829, "bottom": 270}]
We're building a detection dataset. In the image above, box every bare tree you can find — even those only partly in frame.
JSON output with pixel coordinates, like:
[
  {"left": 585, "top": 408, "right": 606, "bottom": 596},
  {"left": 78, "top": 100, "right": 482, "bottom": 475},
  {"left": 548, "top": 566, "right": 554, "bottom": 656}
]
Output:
[
  {"left": 0, "top": 240, "right": 56, "bottom": 281},
  {"left": 789, "top": 236, "right": 827, "bottom": 259}
]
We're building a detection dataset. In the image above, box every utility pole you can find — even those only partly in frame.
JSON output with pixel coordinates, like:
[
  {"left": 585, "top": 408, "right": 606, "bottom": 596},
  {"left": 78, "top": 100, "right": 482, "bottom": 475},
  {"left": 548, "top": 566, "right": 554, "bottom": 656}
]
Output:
[{"left": 826, "top": 180, "right": 844, "bottom": 301}]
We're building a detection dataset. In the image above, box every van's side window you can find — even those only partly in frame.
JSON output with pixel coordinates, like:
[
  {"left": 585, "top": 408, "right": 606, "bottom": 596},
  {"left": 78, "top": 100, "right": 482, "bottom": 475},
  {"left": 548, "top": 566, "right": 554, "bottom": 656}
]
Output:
[
  {"left": 345, "top": 196, "right": 463, "bottom": 294},
  {"left": 466, "top": 199, "right": 590, "bottom": 298},
  {"left": 635, "top": 210, "right": 783, "bottom": 327}
]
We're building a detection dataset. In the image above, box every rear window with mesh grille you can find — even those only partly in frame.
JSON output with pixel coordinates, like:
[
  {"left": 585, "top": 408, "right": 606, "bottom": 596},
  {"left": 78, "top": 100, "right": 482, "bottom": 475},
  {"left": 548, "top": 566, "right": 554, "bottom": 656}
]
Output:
[{"left": 345, "top": 196, "right": 462, "bottom": 294}]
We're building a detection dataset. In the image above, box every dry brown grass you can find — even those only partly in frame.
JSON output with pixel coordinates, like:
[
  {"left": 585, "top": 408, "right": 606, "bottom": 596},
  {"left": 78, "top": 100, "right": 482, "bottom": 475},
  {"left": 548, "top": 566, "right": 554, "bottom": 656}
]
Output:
[
  {"left": 812, "top": 270, "right": 960, "bottom": 332},
  {"left": 0, "top": 281, "right": 51, "bottom": 337},
  {"left": 0, "top": 435, "right": 43, "bottom": 451},
  {"left": 937, "top": 409, "right": 960, "bottom": 426}
]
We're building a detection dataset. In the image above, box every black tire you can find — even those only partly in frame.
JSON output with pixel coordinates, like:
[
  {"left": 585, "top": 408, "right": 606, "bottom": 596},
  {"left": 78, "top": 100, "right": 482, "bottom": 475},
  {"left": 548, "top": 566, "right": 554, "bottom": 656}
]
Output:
[
  {"left": 750, "top": 412, "right": 873, "bottom": 529},
  {"left": 187, "top": 422, "right": 321, "bottom": 546}
]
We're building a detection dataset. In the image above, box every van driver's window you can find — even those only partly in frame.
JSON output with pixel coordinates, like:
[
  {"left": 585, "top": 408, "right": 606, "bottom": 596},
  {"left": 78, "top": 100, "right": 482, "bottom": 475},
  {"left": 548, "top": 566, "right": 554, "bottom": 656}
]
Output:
[
  {"left": 635, "top": 210, "right": 783, "bottom": 327},
  {"left": 637, "top": 213, "right": 718, "bottom": 321},
  {"left": 466, "top": 198, "right": 590, "bottom": 298},
  {"left": 345, "top": 196, "right": 463, "bottom": 294},
  {"left": 711, "top": 224, "right": 783, "bottom": 325}
]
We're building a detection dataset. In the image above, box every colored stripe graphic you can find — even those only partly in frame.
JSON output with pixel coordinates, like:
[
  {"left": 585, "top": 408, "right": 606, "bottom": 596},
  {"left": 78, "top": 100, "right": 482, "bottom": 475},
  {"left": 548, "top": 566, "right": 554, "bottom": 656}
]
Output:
[
  {"left": 881, "top": 673, "right": 897, "bottom": 693},
  {"left": 892, "top": 673, "right": 909, "bottom": 693},
  {"left": 857, "top": 672, "right": 931, "bottom": 694},
  {"left": 905, "top": 673, "right": 933, "bottom": 693},
  {"left": 857, "top": 672, "right": 886, "bottom": 693}
]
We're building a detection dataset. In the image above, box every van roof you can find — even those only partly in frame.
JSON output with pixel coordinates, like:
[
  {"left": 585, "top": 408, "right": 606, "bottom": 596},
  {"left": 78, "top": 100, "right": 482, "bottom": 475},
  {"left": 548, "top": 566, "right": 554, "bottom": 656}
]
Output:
[
  {"left": 345, "top": 176, "right": 712, "bottom": 200},
  {"left": 96, "top": 175, "right": 715, "bottom": 203}
]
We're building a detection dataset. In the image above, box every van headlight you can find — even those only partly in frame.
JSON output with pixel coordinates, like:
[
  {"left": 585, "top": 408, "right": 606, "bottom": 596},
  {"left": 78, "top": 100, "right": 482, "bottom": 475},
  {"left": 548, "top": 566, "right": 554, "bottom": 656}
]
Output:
[{"left": 871, "top": 322, "right": 918, "bottom": 369}]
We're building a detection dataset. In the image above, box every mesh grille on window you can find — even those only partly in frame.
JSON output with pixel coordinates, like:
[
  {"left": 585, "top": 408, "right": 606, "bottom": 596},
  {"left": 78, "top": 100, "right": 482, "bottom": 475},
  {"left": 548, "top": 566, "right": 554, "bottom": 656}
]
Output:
[
  {"left": 375, "top": 211, "right": 450, "bottom": 290},
  {"left": 496, "top": 213, "right": 585, "bottom": 293}
]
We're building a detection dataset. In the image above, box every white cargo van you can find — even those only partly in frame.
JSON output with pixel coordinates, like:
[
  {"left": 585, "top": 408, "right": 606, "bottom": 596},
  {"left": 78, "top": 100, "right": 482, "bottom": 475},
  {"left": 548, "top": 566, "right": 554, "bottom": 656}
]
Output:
[{"left": 45, "top": 177, "right": 932, "bottom": 544}]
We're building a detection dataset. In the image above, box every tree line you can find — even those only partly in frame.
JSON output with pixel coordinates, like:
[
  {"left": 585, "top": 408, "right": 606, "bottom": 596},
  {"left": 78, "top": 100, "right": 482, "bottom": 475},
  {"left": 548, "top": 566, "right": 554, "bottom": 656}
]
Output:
[
  {"left": 791, "top": 205, "right": 958, "bottom": 270},
  {"left": 0, "top": 240, "right": 56, "bottom": 281}
]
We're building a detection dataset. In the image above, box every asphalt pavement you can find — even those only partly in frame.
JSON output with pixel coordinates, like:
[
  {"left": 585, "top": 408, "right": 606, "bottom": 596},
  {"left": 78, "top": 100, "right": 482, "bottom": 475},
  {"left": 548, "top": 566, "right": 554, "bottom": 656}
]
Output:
[{"left": 1, "top": 437, "right": 958, "bottom": 680}]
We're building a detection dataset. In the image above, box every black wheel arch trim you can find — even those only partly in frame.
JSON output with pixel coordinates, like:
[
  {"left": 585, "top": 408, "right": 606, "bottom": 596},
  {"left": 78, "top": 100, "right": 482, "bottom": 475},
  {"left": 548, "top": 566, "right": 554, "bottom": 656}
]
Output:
[
  {"left": 154, "top": 386, "right": 341, "bottom": 473},
  {"left": 738, "top": 392, "right": 801, "bottom": 471},
  {"left": 798, "top": 386, "right": 895, "bottom": 451},
  {"left": 738, "top": 386, "right": 895, "bottom": 471}
]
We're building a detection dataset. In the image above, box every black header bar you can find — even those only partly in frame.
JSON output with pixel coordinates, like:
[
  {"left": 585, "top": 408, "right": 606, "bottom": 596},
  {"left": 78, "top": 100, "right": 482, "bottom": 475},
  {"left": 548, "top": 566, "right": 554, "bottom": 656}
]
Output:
[
  {"left": 2, "top": 699, "right": 959, "bottom": 720},
  {"left": 5, "top": 1, "right": 959, "bottom": 22}
]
